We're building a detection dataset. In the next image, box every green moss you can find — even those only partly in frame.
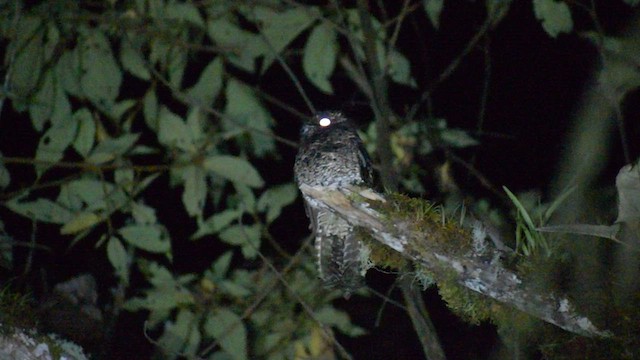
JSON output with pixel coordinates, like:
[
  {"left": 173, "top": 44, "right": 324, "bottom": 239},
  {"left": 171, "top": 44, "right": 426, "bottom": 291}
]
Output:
[
  {"left": 0, "top": 285, "right": 37, "bottom": 332},
  {"left": 435, "top": 271, "right": 493, "bottom": 325},
  {"left": 357, "top": 228, "right": 407, "bottom": 270},
  {"left": 374, "top": 193, "right": 474, "bottom": 258}
]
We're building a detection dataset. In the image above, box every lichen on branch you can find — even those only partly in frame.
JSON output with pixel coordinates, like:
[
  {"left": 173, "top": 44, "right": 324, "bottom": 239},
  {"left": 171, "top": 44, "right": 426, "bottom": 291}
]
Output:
[{"left": 298, "top": 184, "right": 611, "bottom": 338}]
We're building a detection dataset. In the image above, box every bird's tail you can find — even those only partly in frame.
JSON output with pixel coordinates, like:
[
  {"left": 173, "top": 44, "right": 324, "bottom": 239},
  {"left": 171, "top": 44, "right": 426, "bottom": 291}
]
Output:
[{"left": 316, "top": 229, "right": 364, "bottom": 298}]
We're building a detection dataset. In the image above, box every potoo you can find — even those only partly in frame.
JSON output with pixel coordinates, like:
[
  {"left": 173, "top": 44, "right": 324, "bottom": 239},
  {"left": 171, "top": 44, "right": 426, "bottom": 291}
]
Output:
[{"left": 294, "top": 111, "right": 373, "bottom": 297}]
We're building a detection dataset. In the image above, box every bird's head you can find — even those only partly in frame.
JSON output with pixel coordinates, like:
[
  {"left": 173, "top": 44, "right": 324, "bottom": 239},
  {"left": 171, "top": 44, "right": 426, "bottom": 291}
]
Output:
[{"left": 300, "top": 111, "right": 351, "bottom": 141}]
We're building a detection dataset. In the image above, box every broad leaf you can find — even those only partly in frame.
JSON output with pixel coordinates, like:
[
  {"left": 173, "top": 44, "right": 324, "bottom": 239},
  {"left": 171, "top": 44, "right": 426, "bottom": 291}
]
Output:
[
  {"left": 120, "top": 39, "right": 150, "bottom": 80},
  {"left": 35, "top": 118, "right": 78, "bottom": 177},
  {"left": 423, "top": 0, "right": 444, "bottom": 29},
  {"left": 5, "top": 198, "right": 74, "bottom": 224},
  {"left": 303, "top": 22, "right": 337, "bottom": 94},
  {"left": 181, "top": 165, "right": 207, "bottom": 218},
  {"left": 204, "top": 309, "right": 248, "bottom": 360},
  {"left": 616, "top": 162, "right": 640, "bottom": 223},
  {"left": 119, "top": 224, "right": 171, "bottom": 253},
  {"left": 218, "top": 224, "right": 261, "bottom": 259},
  {"left": 186, "top": 57, "right": 224, "bottom": 107},
  {"left": 258, "top": 8, "right": 316, "bottom": 72},
  {"left": 157, "top": 309, "right": 197, "bottom": 358},
  {"left": 107, "top": 236, "right": 129, "bottom": 285},
  {"left": 87, "top": 133, "right": 140, "bottom": 164},
  {"left": 158, "top": 108, "right": 194, "bottom": 152},
  {"left": 60, "top": 212, "right": 101, "bottom": 235},
  {"left": 132, "top": 202, "right": 158, "bottom": 225},
  {"left": 387, "top": 49, "right": 417, "bottom": 88},
  {"left": 257, "top": 183, "right": 298, "bottom": 223},
  {"left": 224, "top": 79, "right": 275, "bottom": 156},
  {"left": 203, "top": 155, "right": 264, "bottom": 188},
  {"left": 79, "top": 28, "right": 122, "bottom": 107},
  {"left": 0, "top": 155, "right": 9, "bottom": 189},
  {"left": 11, "top": 17, "right": 44, "bottom": 99},
  {"left": 533, "top": 0, "right": 573, "bottom": 38},
  {"left": 143, "top": 90, "right": 160, "bottom": 132},
  {"left": 72, "top": 108, "right": 96, "bottom": 157},
  {"left": 207, "top": 17, "right": 265, "bottom": 72},
  {"left": 193, "top": 208, "right": 242, "bottom": 239}
]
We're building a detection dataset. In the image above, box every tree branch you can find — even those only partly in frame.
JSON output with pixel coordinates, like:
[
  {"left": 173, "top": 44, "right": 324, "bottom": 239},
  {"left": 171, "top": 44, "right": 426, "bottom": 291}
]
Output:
[{"left": 299, "top": 184, "right": 612, "bottom": 338}]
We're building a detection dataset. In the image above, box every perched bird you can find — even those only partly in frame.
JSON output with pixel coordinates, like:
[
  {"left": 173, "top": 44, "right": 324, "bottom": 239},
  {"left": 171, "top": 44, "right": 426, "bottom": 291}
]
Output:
[{"left": 294, "top": 111, "right": 374, "bottom": 297}]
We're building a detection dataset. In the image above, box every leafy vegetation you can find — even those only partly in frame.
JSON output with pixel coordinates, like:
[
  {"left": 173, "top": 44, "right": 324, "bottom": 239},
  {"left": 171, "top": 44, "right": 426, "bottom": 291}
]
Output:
[{"left": 0, "top": 0, "right": 639, "bottom": 359}]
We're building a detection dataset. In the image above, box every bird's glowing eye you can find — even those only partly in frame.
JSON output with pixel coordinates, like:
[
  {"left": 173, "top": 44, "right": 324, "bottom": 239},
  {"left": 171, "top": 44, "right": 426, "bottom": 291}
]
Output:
[{"left": 319, "top": 117, "right": 332, "bottom": 127}]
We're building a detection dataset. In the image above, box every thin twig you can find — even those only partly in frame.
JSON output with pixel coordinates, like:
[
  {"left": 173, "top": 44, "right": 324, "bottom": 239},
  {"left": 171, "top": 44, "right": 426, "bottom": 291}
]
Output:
[
  {"left": 0, "top": 1, "right": 22, "bottom": 121},
  {"left": 399, "top": 274, "right": 446, "bottom": 360},
  {"left": 406, "top": 3, "right": 511, "bottom": 123}
]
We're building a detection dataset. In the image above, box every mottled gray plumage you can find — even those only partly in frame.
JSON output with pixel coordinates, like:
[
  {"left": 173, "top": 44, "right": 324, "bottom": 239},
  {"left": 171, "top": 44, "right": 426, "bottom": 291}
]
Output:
[{"left": 294, "top": 111, "right": 373, "bottom": 297}]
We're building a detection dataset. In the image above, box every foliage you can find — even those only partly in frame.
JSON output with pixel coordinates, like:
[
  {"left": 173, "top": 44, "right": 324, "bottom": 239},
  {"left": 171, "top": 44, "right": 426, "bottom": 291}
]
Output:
[{"left": 0, "top": 0, "right": 639, "bottom": 359}]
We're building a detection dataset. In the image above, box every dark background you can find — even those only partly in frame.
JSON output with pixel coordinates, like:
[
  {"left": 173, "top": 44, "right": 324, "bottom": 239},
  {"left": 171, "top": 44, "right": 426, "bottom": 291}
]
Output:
[{"left": 1, "top": 1, "right": 639, "bottom": 359}]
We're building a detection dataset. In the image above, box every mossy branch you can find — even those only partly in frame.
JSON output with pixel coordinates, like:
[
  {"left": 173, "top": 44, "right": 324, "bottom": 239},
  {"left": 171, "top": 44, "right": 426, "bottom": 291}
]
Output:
[{"left": 299, "top": 184, "right": 612, "bottom": 338}]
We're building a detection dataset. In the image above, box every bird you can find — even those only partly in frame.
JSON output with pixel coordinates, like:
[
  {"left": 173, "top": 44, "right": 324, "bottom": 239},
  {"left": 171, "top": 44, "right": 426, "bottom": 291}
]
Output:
[{"left": 294, "top": 111, "right": 374, "bottom": 297}]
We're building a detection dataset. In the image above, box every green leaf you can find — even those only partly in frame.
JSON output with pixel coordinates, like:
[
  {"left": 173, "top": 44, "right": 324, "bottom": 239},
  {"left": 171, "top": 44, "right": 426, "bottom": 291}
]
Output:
[
  {"left": 60, "top": 212, "right": 101, "bottom": 235},
  {"left": 11, "top": 17, "right": 44, "bottom": 98},
  {"left": 224, "top": 79, "right": 275, "bottom": 156},
  {"left": 107, "top": 236, "right": 129, "bottom": 284},
  {"left": 119, "top": 224, "right": 171, "bottom": 253},
  {"left": 203, "top": 155, "right": 264, "bottom": 188},
  {"left": 168, "top": 49, "right": 187, "bottom": 89},
  {"left": 158, "top": 309, "right": 197, "bottom": 358},
  {"left": 257, "top": 183, "right": 298, "bottom": 223},
  {"left": 56, "top": 48, "right": 83, "bottom": 97},
  {"left": 52, "top": 82, "right": 72, "bottom": 127},
  {"left": 109, "top": 100, "right": 137, "bottom": 124},
  {"left": 204, "top": 309, "right": 248, "bottom": 360},
  {"left": 212, "top": 251, "right": 233, "bottom": 278},
  {"left": 186, "top": 108, "right": 205, "bottom": 144},
  {"left": 303, "top": 22, "right": 337, "bottom": 94},
  {"left": 193, "top": 208, "right": 242, "bottom": 239},
  {"left": 387, "top": 49, "right": 417, "bottom": 88},
  {"left": 4, "top": 198, "right": 74, "bottom": 224},
  {"left": 115, "top": 168, "right": 135, "bottom": 193},
  {"left": 120, "top": 40, "right": 150, "bottom": 80},
  {"left": 79, "top": 28, "right": 122, "bottom": 107},
  {"left": 258, "top": 8, "right": 316, "bottom": 72},
  {"left": 35, "top": 119, "right": 78, "bottom": 177},
  {"left": 218, "top": 224, "right": 261, "bottom": 259},
  {"left": 132, "top": 202, "right": 157, "bottom": 225},
  {"left": 440, "top": 128, "right": 479, "bottom": 148},
  {"left": 181, "top": 165, "right": 207, "bottom": 218},
  {"left": 219, "top": 280, "right": 252, "bottom": 298},
  {"left": 207, "top": 17, "right": 265, "bottom": 72},
  {"left": 164, "top": 2, "right": 205, "bottom": 28},
  {"left": 87, "top": 133, "right": 140, "bottom": 164},
  {"left": 72, "top": 108, "right": 95, "bottom": 157},
  {"left": 616, "top": 162, "right": 640, "bottom": 223},
  {"left": 537, "top": 224, "right": 620, "bottom": 241},
  {"left": 28, "top": 69, "right": 55, "bottom": 131},
  {"left": 623, "top": 0, "right": 640, "bottom": 6},
  {"left": 186, "top": 57, "right": 224, "bottom": 107},
  {"left": 44, "top": 23, "right": 60, "bottom": 61},
  {"left": 423, "top": 0, "right": 444, "bottom": 29},
  {"left": 315, "top": 307, "right": 366, "bottom": 337},
  {"left": 503, "top": 187, "right": 536, "bottom": 230},
  {"left": 233, "top": 184, "right": 256, "bottom": 213},
  {"left": 158, "top": 107, "right": 194, "bottom": 152},
  {"left": 0, "top": 155, "right": 9, "bottom": 189},
  {"left": 143, "top": 89, "right": 160, "bottom": 131},
  {"left": 532, "top": 0, "right": 573, "bottom": 38},
  {"left": 57, "top": 178, "right": 121, "bottom": 211}
]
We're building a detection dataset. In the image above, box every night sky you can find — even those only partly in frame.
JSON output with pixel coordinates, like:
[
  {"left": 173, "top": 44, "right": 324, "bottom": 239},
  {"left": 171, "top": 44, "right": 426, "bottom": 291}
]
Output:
[{"left": 0, "top": 1, "right": 639, "bottom": 359}]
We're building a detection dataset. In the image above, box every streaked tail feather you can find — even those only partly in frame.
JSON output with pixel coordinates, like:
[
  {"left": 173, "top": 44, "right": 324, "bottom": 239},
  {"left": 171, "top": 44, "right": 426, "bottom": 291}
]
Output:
[{"left": 316, "top": 231, "right": 364, "bottom": 298}]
